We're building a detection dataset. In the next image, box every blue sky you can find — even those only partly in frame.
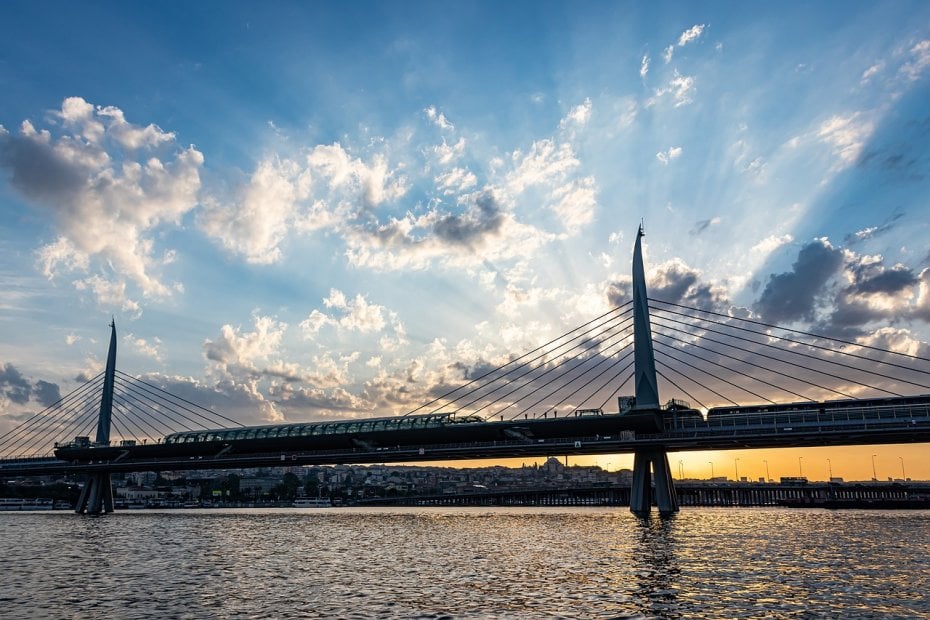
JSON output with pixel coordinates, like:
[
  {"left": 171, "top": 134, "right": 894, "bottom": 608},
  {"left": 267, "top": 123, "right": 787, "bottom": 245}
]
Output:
[{"left": 2, "top": 2, "right": 930, "bottom": 478}]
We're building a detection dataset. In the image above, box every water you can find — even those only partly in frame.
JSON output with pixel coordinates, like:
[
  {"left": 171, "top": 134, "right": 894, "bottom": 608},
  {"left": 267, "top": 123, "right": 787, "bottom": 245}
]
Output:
[{"left": 1, "top": 507, "right": 929, "bottom": 619}]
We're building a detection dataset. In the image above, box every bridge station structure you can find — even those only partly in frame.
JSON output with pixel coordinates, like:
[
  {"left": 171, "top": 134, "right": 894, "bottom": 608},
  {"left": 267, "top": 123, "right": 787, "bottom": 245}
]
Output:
[{"left": 3, "top": 227, "right": 930, "bottom": 515}]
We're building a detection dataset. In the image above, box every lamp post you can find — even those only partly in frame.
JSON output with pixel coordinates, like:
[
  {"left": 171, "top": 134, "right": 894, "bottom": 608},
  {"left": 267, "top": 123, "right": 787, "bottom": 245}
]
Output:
[
  {"left": 679, "top": 460, "right": 684, "bottom": 480},
  {"left": 708, "top": 461, "right": 714, "bottom": 480},
  {"left": 798, "top": 456, "right": 803, "bottom": 478},
  {"left": 899, "top": 456, "right": 906, "bottom": 480},
  {"left": 871, "top": 454, "right": 877, "bottom": 481},
  {"left": 763, "top": 459, "right": 770, "bottom": 483},
  {"left": 827, "top": 458, "right": 833, "bottom": 480},
  {"left": 734, "top": 458, "right": 740, "bottom": 482}
]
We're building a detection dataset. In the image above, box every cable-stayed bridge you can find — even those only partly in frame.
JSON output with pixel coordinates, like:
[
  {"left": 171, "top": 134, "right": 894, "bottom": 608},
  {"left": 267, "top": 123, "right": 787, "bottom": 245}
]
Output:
[{"left": 2, "top": 228, "right": 930, "bottom": 515}]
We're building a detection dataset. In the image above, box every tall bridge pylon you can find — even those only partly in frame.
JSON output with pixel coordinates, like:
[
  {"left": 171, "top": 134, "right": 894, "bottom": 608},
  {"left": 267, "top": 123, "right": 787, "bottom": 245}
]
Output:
[
  {"left": 74, "top": 320, "right": 117, "bottom": 515},
  {"left": 629, "top": 226, "right": 679, "bottom": 515}
]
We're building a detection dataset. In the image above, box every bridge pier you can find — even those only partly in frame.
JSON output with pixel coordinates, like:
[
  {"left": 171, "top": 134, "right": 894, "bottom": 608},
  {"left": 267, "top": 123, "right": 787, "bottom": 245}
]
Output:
[
  {"left": 630, "top": 448, "right": 679, "bottom": 515},
  {"left": 75, "top": 472, "right": 114, "bottom": 514}
]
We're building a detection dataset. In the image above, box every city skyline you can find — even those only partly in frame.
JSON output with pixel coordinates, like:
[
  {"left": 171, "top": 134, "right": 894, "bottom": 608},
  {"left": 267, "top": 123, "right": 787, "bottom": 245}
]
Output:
[{"left": 2, "top": 2, "right": 930, "bottom": 479}]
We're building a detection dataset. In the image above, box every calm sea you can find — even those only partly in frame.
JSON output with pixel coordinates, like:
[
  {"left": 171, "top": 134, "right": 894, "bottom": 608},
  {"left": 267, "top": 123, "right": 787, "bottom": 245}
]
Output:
[{"left": 1, "top": 507, "right": 928, "bottom": 619}]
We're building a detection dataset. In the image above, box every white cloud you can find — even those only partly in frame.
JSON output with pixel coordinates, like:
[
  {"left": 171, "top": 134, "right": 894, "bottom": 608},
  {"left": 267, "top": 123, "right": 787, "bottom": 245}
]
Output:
[
  {"left": 549, "top": 176, "right": 597, "bottom": 233},
  {"left": 0, "top": 98, "right": 203, "bottom": 311},
  {"left": 860, "top": 62, "right": 884, "bottom": 83},
  {"left": 900, "top": 40, "right": 930, "bottom": 82},
  {"left": 677, "top": 24, "right": 706, "bottom": 47},
  {"left": 436, "top": 166, "right": 478, "bottom": 194},
  {"left": 73, "top": 275, "right": 141, "bottom": 316},
  {"left": 506, "top": 139, "right": 579, "bottom": 194},
  {"left": 817, "top": 113, "right": 875, "bottom": 167},
  {"left": 425, "top": 105, "right": 454, "bottom": 130},
  {"left": 198, "top": 156, "right": 303, "bottom": 264},
  {"left": 126, "top": 333, "right": 163, "bottom": 361},
  {"left": 656, "top": 146, "right": 683, "bottom": 165},
  {"left": 663, "top": 44, "right": 675, "bottom": 64},
  {"left": 560, "top": 98, "right": 592, "bottom": 128},
  {"left": 300, "top": 289, "right": 391, "bottom": 335},
  {"left": 204, "top": 314, "right": 287, "bottom": 372},
  {"left": 433, "top": 137, "right": 466, "bottom": 165},
  {"left": 751, "top": 234, "right": 794, "bottom": 255},
  {"left": 648, "top": 71, "right": 695, "bottom": 107},
  {"left": 640, "top": 54, "right": 650, "bottom": 78}
]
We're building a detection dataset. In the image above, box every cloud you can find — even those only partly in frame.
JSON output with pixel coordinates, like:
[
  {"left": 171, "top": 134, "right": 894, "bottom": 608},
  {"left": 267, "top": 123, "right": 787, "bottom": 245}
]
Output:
[
  {"left": 126, "top": 333, "right": 164, "bottom": 362},
  {"left": 548, "top": 176, "right": 597, "bottom": 233},
  {"left": 751, "top": 234, "right": 794, "bottom": 255},
  {"left": 0, "top": 363, "right": 61, "bottom": 408},
  {"left": 435, "top": 166, "right": 478, "bottom": 194},
  {"left": 198, "top": 156, "right": 304, "bottom": 264},
  {"left": 648, "top": 71, "right": 695, "bottom": 107},
  {"left": 656, "top": 146, "right": 682, "bottom": 165},
  {"left": 817, "top": 113, "right": 875, "bottom": 167},
  {"left": 0, "top": 97, "right": 203, "bottom": 311},
  {"left": 689, "top": 217, "right": 721, "bottom": 236},
  {"left": 204, "top": 314, "right": 287, "bottom": 372},
  {"left": 425, "top": 105, "right": 454, "bottom": 130},
  {"left": 648, "top": 259, "right": 728, "bottom": 310},
  {"left": 754, "top": 238, "right": 844, "bottom": 323},
  {"left": 560, "top": 98, "right": 592, "bottom": 128},
  {"left": 664, "top": 24, "right": 706, "bottom": 64},
  {"left": 0, "top": 363, "right": 32, "bottom": 405},
  {"left": 433, "top": 137, "right": 466, "bottom": 165},
  {"left": 640, "top": 54, "right": 650, "bottom": 78},
  {"left": 861, "top": 62, "right": 885, "bottom": 83},
  {"left": 900, "top": 40, "right": 930, "bottom": 82},
  {"left": 677, "top": 24, "right": 706, "bottom": 47},
  {"left": 844, "top": 212, "right": 904, "bottom": 245},
  {"left": 300, "top": 289, "right": 390, "bottom": 335}
]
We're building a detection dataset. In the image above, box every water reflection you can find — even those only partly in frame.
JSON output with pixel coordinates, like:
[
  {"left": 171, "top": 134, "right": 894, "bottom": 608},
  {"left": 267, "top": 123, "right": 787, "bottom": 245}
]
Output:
[
  {"left": 629, "top": 513, "right": 680, "bottom": 618},
  {"left": 0, "top": 508, "right": 928, "bottom": 619}
]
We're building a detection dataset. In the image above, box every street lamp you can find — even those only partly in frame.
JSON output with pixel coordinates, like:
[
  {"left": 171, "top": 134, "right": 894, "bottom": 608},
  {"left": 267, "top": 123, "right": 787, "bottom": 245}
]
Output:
[
  {"left": 734, "top": 457, "right": 740, "bottom": 482},
  {"left": 899, "top": 456, "right": 906, "bottom": 480},
  {"left": 871, "top": 454, "right": 877, "bottom": 481},
  {"left": 827, "top": 458, "right": 833, "bottom": 480},
  {"left": 763, "top": 459, "right": 770, "bottom": 483},
  {"left": 798, "top": 456, "right": 804, "bottom": 478},
  {"left": 679, "top": 460, "right": 684, "bottom": 480},
  {"left": 708, "top": 461, "right": 714, "bottom": 480}
]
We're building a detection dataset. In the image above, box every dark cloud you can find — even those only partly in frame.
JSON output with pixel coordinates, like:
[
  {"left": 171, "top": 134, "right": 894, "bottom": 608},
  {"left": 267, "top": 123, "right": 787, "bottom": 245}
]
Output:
[
  {"left": 848, "top": 264, "right": 917, "bottom": 295},
  {"left": 689, "top": 218, "right": 718, "bottom": 236},
  {"left": 843, "top": 211, "right": 905, "bottom": 245},
  {"left": 0, "top": 132, "right": 86, "bottom": 203},
  {"left": 0, "top": 364, "right": 61, "bottom": 408},
  {"left": 605, "top": 280, "right": 631, "bottom": 307},
  {"left": 649, "top": 262, "right": 727, "bottom": 311},
  {"left": 431, "top": 191, "right": 504, "bottom": 246},
  {"left": 0, "top": 363, "right": 32, "bottom": 404},
  {"left": 754, "top": 239, "right": 844, "bottom": 324},
  {"left": 33, "top": 380, "right": 61, "bottom": 407}
]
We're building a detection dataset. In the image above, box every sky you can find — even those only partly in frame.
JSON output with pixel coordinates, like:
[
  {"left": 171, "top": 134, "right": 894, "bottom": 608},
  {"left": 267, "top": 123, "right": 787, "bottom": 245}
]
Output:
[{"left": 2, "top": 1, "right": 930, "bottom": 480}]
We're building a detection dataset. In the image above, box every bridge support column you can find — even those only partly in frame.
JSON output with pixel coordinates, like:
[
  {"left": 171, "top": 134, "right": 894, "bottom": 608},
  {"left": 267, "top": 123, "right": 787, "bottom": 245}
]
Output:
[
  {"left": 630, "top": 448, "right": 679, "bottom": 515},
  {"left": 75, "top": 472, "right": 114, "bottom": 515}
]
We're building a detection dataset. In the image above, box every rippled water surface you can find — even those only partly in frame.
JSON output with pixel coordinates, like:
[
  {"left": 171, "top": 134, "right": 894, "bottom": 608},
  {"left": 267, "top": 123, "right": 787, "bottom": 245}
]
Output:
[{"left": 1, "top": 507, "right": 929, "bottom": 618}]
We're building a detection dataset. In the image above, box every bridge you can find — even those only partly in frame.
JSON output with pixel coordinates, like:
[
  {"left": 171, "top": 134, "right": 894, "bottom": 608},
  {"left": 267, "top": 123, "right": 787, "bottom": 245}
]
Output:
[{"left": 2, "top": 227, "right": 930, "bottom": 514}]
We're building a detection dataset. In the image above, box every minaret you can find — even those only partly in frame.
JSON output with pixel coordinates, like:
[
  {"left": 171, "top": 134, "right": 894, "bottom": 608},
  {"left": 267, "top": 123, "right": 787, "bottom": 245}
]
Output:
[{"left": 628, "top": 226, "right": 679, "bottom": 515}]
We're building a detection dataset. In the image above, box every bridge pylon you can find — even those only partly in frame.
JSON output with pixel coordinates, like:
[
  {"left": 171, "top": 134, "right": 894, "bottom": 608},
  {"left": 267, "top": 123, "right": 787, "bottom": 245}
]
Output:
[
  {"left": 74, "top": 320, "right": 117, "bottom": 515},
  {"left": 629, "top": 226, "right": 679, "bottom": 515}
]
